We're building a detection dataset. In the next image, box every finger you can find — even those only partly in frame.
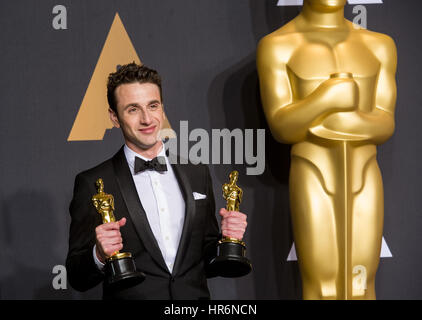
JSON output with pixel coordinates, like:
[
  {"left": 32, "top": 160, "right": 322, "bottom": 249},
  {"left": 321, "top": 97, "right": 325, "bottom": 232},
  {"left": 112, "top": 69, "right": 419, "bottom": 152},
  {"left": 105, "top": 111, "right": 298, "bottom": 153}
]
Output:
[
  {"left": 222, "top": 216, "right": 247, "bottom": 224},
  {"left": 100, "top": 236, "right": 123, "bottom": 246},
  {"left": 221, "top": 216, "right": 247, "bottom": 224},
  {"left": 101, "top": 240, "right": 123, "bottom": 249},
  {"left": 221, "top": 224, "right": 247, "bottom": 233},
  {"left": 97, "top": 229, "right": 121, "bottom": 237},
  {"left": 219, "top": 208, "right": 228, "bottom": 217},
  {"left": 221, "top": 225, "right": 247, "bottom": 233},
  {"left": 118, "top": 217, "right": 127, "bottom": 227},
  {"left": 221, "top": 219, "right": 247, "bottom": 229},
  {"left": 227, "top": 211, "right": 247, "bottom": 219},
  {"left": 221, "top": 220, "right": 247, "bottom": 230},
  {"left": 97, "top": 221, "right": 121, "bottom": 231},
  {"left": 103, "top": 243, "right": 124, "bottom": 257},
  {"left": 221, "top": 216, "right": 247, "bottom": 223},
  {"left": 97, "top": 241, "right": 122, "bottom": 256},
  {"left": 221, "top": 210, "right": 247, "bottom": 220},
  {"left": 96, "top": 230, "right": 121, "bottom": 241}
]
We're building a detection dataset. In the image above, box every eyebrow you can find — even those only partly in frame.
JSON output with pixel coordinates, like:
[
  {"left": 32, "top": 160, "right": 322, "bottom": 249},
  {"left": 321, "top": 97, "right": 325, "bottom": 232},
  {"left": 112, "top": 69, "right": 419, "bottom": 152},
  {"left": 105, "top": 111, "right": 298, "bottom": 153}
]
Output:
[{"left": 123, "top": 100, "right": 161, "bottom": 110}]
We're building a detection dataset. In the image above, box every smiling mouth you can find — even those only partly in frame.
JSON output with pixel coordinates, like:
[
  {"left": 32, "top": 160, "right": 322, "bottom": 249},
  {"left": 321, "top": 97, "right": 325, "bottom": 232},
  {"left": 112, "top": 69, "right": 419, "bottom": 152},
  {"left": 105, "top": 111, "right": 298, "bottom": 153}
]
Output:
[{"left": 139, "top": 126, "right": 156, "bottom": 134}]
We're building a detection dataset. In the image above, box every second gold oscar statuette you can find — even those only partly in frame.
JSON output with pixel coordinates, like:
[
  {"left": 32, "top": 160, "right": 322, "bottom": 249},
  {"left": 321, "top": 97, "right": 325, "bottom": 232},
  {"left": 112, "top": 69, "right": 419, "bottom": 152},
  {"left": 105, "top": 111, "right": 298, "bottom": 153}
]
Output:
[{"left": 208, "top": 171, "right": 252, "bottom": 278}]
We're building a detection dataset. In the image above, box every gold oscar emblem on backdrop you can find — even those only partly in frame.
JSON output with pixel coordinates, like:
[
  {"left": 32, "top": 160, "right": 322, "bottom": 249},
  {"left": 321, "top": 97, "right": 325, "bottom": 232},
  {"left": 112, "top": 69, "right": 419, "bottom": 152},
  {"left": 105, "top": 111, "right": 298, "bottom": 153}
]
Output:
[
  {"left": 92, "top": 178, "right": 145, "bottom": 289},
  {"left": 209, "top": 171, "right": 252, "bottom": 277},
  {"left": 257, "top": 0, "right": 397, "bottom": 299},
  {"left": 68, "top": 13, "right": 173, "bottom": 141}
]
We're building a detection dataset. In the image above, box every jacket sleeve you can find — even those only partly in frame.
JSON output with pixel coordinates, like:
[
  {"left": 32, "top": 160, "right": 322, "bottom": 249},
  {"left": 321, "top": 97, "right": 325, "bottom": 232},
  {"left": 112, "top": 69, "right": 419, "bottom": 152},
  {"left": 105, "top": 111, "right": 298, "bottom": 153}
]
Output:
[
  {"left": 202, "top": 165, "right": 221, "bottom": 278},
  {"left": 66, "top": 173, "right": 105, "bottom": 291}
]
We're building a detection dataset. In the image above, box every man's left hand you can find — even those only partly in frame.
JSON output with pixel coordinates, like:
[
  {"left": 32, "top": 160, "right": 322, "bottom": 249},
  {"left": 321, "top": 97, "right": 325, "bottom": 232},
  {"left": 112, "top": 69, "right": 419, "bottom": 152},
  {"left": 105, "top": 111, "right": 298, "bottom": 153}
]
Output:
[{"left": 219, "top": 208, "right": 247, "bottom": 240}]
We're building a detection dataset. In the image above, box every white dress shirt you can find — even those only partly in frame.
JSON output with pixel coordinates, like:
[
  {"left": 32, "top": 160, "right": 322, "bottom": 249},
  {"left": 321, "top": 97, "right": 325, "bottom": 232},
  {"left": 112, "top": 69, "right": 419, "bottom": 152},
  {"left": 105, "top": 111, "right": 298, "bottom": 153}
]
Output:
[{"left": 94, "top": 142, "right": 186, "bottom": 273}]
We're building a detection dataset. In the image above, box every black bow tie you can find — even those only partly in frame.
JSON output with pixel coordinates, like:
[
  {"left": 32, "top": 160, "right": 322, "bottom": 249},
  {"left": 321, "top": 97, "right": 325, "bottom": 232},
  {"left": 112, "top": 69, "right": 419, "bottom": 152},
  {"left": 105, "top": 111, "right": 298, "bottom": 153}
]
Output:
[{"left": 134, "top": 156, "right": 167, "bottom": 174}]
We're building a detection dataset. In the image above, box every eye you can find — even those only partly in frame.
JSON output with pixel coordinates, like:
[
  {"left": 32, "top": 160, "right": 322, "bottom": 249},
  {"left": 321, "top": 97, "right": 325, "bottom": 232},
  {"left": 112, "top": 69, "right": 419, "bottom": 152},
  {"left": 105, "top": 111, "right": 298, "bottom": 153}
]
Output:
[
  {"left": 128, "top": 106, "right": 138, "bottom": 113},
  {"left": 148, "top": 103, "right": 160, "bottom": 110}
]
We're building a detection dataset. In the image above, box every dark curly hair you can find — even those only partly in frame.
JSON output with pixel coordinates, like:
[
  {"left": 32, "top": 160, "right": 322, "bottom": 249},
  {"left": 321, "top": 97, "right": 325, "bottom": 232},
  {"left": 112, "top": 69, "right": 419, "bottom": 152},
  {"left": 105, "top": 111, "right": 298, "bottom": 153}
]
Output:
[{"left": 107, "top": 62, "right": 162, "bottom": 114}]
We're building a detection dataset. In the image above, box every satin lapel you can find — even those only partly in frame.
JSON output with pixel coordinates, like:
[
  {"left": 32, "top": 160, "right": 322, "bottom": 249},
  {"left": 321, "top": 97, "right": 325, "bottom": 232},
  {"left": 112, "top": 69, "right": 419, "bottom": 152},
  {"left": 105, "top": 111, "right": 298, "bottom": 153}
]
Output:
[
  {"left": 171, "top": 160, "right": 196, "bottom": 276},
  {"left": 112, "top": 147, "right": 168, "bottom": 272}
]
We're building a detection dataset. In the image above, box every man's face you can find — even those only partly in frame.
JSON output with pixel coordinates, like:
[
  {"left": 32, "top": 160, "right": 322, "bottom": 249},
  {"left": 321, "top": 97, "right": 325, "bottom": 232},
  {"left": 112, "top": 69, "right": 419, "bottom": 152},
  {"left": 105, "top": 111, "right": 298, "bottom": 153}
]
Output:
[
  {"left": 109, "top": 82, "right": 165, "bottom": 154},
  {"left": 306, "top": 0, "right": 346, "bottom": 11}
]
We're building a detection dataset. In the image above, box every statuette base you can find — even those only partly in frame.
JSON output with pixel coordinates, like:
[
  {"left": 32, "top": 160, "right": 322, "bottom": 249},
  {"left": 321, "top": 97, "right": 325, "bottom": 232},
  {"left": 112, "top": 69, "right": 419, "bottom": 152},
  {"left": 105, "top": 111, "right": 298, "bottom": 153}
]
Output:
[
  {"left": 106, "top": 255, "right": 145, "bottom": 290},
  {"left": 209, "top": 240, "right": 252, "bottom": 278}
]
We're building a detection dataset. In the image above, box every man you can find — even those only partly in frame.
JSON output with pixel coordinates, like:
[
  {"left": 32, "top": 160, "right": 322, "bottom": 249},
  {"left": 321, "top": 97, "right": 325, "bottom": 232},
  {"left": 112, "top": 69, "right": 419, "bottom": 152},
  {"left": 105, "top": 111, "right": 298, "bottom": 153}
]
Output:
[{"left": 66, "top": 63, "right": 248, "bottom": 299}]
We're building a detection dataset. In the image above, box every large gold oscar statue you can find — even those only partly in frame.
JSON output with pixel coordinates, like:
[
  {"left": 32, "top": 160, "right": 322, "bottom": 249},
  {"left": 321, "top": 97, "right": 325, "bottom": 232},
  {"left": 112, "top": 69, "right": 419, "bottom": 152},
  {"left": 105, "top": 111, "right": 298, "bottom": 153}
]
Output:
[{"left": 257, "top": 0, "right": 397, "bottom": 300}]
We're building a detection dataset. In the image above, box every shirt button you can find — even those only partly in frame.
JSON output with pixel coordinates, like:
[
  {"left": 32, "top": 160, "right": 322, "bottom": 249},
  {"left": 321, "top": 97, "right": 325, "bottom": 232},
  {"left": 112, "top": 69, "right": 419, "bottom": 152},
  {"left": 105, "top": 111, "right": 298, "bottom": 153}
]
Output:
[
  {"left": 165, "top": 236, "right": 170, "bottom": 241},
  {"left": 161, "top": 208, "right": 165, "bottom": 212}
]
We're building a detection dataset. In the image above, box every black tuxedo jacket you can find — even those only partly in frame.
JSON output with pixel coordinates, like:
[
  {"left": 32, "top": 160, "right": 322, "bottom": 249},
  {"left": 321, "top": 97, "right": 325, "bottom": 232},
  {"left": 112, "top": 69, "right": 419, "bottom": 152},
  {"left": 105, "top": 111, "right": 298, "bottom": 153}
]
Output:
[{"left": 66, "top": 146, "right": 220, "bottom": 299}]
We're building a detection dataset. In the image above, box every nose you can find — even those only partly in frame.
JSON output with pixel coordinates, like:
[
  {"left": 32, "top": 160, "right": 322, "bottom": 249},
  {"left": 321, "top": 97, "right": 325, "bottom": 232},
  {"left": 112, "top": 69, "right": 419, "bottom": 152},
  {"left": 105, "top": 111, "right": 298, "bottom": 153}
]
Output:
[{"left": 140, "top": 108, "right": 152, "bottom": 125}]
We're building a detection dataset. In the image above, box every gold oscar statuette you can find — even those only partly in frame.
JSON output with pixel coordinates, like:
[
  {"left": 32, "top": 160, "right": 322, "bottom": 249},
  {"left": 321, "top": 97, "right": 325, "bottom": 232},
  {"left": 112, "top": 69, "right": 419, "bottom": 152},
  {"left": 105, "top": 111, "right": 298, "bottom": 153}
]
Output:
[
  {"left": 209, "top": 171, "right": 252, "bottom": 277},
  {"left": 257, "top": 0, "right": 397, "bottom": 299},
  {"left": 92, "top": 178, "right": 145, "bottom": 289}
]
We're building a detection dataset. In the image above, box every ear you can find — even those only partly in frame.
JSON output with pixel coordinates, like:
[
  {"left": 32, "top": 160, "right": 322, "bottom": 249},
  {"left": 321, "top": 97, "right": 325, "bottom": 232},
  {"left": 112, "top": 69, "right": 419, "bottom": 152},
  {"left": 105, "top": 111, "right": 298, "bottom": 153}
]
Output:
[
  {"left": 109, "top": 108, "right": 120, "bottom": 128},
  {"left": 162, "top": 104, "right": 166, "bottom": 120}
]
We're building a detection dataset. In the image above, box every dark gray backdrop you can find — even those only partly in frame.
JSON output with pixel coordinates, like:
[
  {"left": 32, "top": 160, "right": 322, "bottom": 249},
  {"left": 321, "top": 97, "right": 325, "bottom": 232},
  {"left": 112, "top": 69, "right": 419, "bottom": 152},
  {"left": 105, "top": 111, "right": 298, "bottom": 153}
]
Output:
[{"left": 0, "top": 0, "right": 420, "bottom": 299}]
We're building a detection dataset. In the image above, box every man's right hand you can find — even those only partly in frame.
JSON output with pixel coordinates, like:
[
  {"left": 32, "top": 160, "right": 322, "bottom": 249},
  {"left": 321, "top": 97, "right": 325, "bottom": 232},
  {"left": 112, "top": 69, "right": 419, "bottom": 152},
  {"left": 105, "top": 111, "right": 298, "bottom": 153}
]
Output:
[{"left": 95, "top": 217, "right": 126, "bottom": 263}]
